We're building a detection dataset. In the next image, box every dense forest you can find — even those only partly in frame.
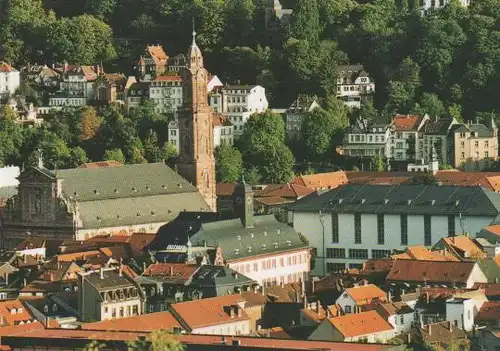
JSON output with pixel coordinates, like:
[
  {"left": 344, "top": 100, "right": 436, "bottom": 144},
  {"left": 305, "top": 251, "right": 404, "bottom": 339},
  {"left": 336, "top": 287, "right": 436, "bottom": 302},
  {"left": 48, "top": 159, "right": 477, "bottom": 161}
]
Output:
[{"left": 0, "top": 0, "right": 499, "bottom": 181}]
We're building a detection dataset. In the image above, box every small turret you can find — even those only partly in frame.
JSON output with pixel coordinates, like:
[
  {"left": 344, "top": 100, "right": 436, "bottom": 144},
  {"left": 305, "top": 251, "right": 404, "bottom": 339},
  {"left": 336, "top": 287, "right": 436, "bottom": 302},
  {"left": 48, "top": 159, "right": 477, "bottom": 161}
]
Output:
[{"left": 233, "top": 178, "right": 254, "bottom": 228}]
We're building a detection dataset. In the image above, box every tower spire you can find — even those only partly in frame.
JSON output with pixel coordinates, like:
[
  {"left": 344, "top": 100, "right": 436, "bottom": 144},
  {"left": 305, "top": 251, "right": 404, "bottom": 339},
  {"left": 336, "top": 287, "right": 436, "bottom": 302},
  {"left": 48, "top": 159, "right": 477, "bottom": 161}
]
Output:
[{"left": 192, "top": 18, "right": 197, "bottom": 47}]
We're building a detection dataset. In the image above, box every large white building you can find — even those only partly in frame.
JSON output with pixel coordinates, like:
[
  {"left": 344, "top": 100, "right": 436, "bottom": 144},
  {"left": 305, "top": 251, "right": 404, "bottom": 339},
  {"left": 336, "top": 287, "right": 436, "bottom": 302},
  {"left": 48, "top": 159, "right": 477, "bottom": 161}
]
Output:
[
  {"left": 209, "top": 85, "right": 268, "bottom": 135},
  {"left": 289, "top": 184, "right": 500, "bottom": 275},
  {"left": 149, "top": 75, "right": 183, "bottom": 114},
  {"left": 49, "top": 65, "right": 98, "bottom": 107},
  {"left": 0, "top": 62, "right": 20, "bottom": 99}
]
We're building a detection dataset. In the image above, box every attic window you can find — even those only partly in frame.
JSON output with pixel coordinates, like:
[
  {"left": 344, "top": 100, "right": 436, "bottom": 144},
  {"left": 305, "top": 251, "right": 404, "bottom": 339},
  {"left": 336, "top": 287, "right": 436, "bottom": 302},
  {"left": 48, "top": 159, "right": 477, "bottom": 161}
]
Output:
[
  {"left": 455, "top": 200, "right": 460, "bottom": 207},
  {"left": 132, "top": 187, "right": 137, "bottom": 192},
  {"left": 261, "top": 244, "right": 267, "bottom": 250},
  {"left": 384, "top": 199, "right": 390, "bottom": 204},
  {"left": 338, "top": 199, "right": 343, "bottom": 204},
  {"left": 234, "top": 249, "right": 240, "bottom": 255},
  {"left": 286, "top": 240, "right": 292, "bottom": 247},
  {"left": 151, "top": 211, "right": 156, "bottom": 216},
  {"left": 361, "top": 199, "right": 366, "bottom": 204},
  {"left": 116, "top": 215, "right": 121, "bottom": 219},
  {"left": 146, "top": 185, "right": 151, "bottom": 191},
  {"left": 407, "top": 200, "right": 413, "bottom": 205},
  {"left": 162, "top": 185, "right": 167, "bottom": 189},
  {"left": 114, "top": 188, "right": 119, "bottom": 193},
  {"left": 96, "top": 216, "right": 102, "bottom": 222},
  {"left": 73, "top": 192, "right": 78, "bottom": 197},
  {"left": 273, "top": 242, "right": 279, "bottom": 249},
  {"left": 137, "top": 213, "right": 141, "bottom": 217},
  {"left": 250, "top": 233, "right": 254, "bottom": 238},
  {"left": 94, "top": 189, "right": 99, "bottom": 195},
  {"left": 247, "top": 247, "right": 252, "bottom": 253},
  {"left": 430, "top": 200, "right": 436, "bottom": 206},
  {"left": 237, "top": 235, "right": 241, "bottom": 240},
  {"left": 177, "top": 183, "right": 182, "bottom": 188},
  {"left": 276, "top": 229, "right": 281, "bottom": 235},
  {"left": 263, "top": 231, "right": 268, "bottom": 236}
]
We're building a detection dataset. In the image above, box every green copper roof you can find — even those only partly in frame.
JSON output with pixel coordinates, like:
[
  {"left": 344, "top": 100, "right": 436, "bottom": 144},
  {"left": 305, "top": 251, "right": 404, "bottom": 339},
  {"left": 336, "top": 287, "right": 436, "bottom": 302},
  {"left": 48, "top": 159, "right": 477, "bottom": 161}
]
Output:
[{"left": 190, "top": 215, "right": 309, "bottom": 262}]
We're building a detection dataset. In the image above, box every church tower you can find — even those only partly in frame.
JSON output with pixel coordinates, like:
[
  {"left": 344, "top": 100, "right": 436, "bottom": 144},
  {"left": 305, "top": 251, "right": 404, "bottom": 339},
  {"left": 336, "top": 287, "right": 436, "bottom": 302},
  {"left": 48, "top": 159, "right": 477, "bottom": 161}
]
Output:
[{"left": 177, "top": 29, "right": 216, "bottom": 212}]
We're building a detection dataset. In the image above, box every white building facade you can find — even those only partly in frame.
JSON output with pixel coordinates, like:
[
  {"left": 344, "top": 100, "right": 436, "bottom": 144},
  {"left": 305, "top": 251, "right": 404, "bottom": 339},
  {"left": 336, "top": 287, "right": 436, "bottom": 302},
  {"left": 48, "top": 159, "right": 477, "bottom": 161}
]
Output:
[
  {"left": 210, "top": 85, "right": 268, "bottom": 135},
  {"left": 289, "top": 184, "right": 500, "bottom": 275},
  {"left": 0, "top": 63, "right": 20, "bottom": 99},
  {"left": 420, "top": 0, "right": 471, "bottom": 14},
  {"left": 336, "top": 65, "right": 375, "bottom": 109},
  {"left": 149, "top": 76, "right": 183, "bottom": 114}
]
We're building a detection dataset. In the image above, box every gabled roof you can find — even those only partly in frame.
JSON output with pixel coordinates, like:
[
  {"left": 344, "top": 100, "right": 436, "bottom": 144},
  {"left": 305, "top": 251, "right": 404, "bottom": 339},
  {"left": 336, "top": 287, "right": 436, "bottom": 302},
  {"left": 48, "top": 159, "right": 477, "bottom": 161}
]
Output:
[
  {"left": 392, "top": 114, "right": 426, "bottom": 132},
  {"left": 169, "top": 295, "right": 249, "bottom": 329},
  {"left": 83, "top": 269, "right": 137, "bottom": 291},
  {"left": 213, "top": 114, "right": 232, "bottom": 127},
  {"left": 344, "top": 284, "right": 387, "bottom": 305},
  {"left": 146, "top": 45, "right": 168, "bottom": 65},
  {"left": 154, "top": 75, "right": 181, "bottom": 82},
  {"left": 327, "top": 310, "right": 393, "bottom": 337},
  {"left": 452, "top": 123, "right": 494, "bottom": 137},
  {"left": 190, "top": 265, "right": 255, "bottom": 288},
  {"left": 0, "top": 300, "right": 36, "bottom": 326},
  {"left": 82, "top": 311, "right": 182, "bottom": 332},
  {"left": 216, "top": 183, "right": 237, "bottom": 197},
  {"left": 438, "top": 236, "right": 486, "bottom": 259},
  {"left": 290, "top": 184, "right": 500, "bottom": 217},
  {"left": 476, "top": 301, "right": 500, "bottom": 322},
  {"left": 435, "top": 171, "right": 500, "bottom": 191},
  {"left": 386, "top": 260, "right": 478, "bottom": 284},
  {"left": 190, "top": 215, "right": 309, "bottom": 262},
  {"left": 392, "top": 246, "right": 459, "bottom": 262},
  {"left": 141, "top": 263, "right": 198, "bottom": 284},
  {"left": 422, "top": 118, "right": 456, "bottom": 135},
  {"left": 292, "top": 171, "right": 348, "bottom": 190},
  {"left": 0, "top": 62, "right": 18, "bottom": 73}
]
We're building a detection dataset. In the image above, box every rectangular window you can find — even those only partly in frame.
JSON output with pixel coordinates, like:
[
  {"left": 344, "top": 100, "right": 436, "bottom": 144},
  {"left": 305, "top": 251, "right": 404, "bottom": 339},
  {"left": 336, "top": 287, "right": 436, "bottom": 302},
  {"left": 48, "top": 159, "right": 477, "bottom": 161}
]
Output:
[
  {"left": 331, "top": 213, "right": 339, "bottom": 243},
  {"left": 485, "top": 141, "right": 489, "bottom": 148},
  {"left": 401, "top": 214, "right": 408, "bottom": 245},
  {"left": 372, "top": 250, "right": 392, "bottom": 259},
  {"left": 448, "top": 215, "right": 455, "bottom": 237},
  {"left": 348, "top": 249, "right": 368, "bottom": 259},
  {"left": 349, "top": 263, "right": 363, "bottom": 269},
  {"left": 424, "top": 215, "right": 432, "bottom": 246},
  {"left": 326, "top": 248, "right": 345, "bottom": 258},
  {"left": 326, "top": 263, "right": 346, "bottom": 272},
  {"left": 354, "top": 214, "right": 362, "bottom": 244},
  {"left": 475, "top": 141, "right": 479, "bottom": 148},
  {"left": 377, "top": 214, "right": 385, "bottom": 245}
]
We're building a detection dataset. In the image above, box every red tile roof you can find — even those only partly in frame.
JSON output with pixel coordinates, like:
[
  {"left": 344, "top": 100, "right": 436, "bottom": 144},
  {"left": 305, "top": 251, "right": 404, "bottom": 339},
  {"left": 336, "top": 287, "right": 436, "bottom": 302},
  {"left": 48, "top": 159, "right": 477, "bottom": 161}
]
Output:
[
  {"left": 142, "top": 263, "right": 198, "bottom": 283},
  {"left": 0, "top": 300, "right": 35, "bottom": 326},
  {"left": 328, "top": 310, "right": 393, "bottom": 338},
  {"left": 56, "top": 250, "right": 101, "bottom": 262},
  {"left": 82, "top": 311, "right": 182, "bottom": 332},
  {"left": 482, "top": 225, "right": 500, "bottom": 236},
  {"left": 435, "top": 171, "right": 500, "bottom": 191},
  {"left": 147, "top": 45, "right": 168, "bottom": 63},
  {"left": 292, "top": 171, "right": 348, "bottom": 190},
  {"left": 387, "top": 260, "right": 477, "bottom": 285},
  {"left": 0, "top": 63, "right": 17, "bottom": 73},
  {"left": 79, "top": 161, "right": 122, "bottom": 169},
  {"left": 392, "top": 114, "right": 425, "bottom": 131},
  {"left": 2, "top": 328, "right": 395, "bottom": 351},
  {"left": 345, "top": 284, "right": 387, "bottom": 305},
  {"left": 473, "top": 283, "right": 500, "bottom": 297},
  {"left": 476, "top": 301, "right": 500, "bottom": 322},
  {"left": 213, "top": 114, "right": 231, "bottom": 127},
  {"left": 216, "top": 183, "right": 237, "bottom": 197},
  {"left": 255, "top": 184, "right": 314, "bottom": 200},
  {"left": 441, "top": 236, "right": 485, "bottom": 259},
  {"left": 169, "top": 295, "right": 249, "bottom": 329},
  {"left": 392, "top": 246, "right": 459, "bottom": 262}
]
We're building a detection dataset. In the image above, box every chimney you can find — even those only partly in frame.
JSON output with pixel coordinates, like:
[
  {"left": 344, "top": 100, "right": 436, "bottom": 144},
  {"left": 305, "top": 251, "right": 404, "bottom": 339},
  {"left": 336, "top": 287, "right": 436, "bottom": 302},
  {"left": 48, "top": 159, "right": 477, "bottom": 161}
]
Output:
[
  {"left": 387, "top": 291, "right": 392, "bottom": 302},
  {"left": 426, "top": 292, "right": 430, "bottom": 304},
  {"left": 230, "top": 306, "right": 235, "bottom": 319},
  {"left": 143, "top": 262, "right": 146, "bottom": 272},
  {"left": 100, "top": 269, "right": 104, "bottom": 280},
  {"left": 232, "top": 340, "right": 241, "bottom": 347},
  {"left": 448, "top": 321, "right": 453, "bottom": 332},
  {"left": 170, "top": 266, "right": 174, "bottom": 276},
  {"left": 420, "top": 314, "right": 424, "bottom": 328},
  {"left": 119, "top": 267, "right": 123, "bottom": 277},
  {"left": 303, "top": 294, "right": 308, "bottom": 309},
  {"left": 221, "top": 336, "right": 226, "bottom": 345},
  {"left": 406, "top": 333, "right": 411, "bottom": 344},
  {"left": 316, "top": 301, "right": 320, "bottom": 313},
  {"left": 236, "top": 305, "right": 242, "bottom": 317},
  {"left": 428, "top": 324, "right": 432, "bottom": 336}
]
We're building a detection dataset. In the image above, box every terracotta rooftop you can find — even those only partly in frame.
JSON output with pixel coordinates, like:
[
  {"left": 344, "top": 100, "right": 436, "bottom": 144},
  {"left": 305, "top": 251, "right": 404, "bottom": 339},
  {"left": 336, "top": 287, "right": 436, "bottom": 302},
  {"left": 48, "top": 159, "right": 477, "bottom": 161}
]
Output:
[
  {"left": 482, "top": 224, "right": 500, "bottom": 236},
  {"left": 328, "top": 310, "right": 393, "bottom": 337},
  {"left": 255, "top": 184, "right": 314, "bottom": 201},
  {"left": 216, "top": 183, "right": 237, "bottom": 197},
  {"left": 142, "top": 263, "right": 198, "bottom": 284},
  {"left": 292, "top": 171, "right": 348, "bottom": 190},
  {"left": 387, "top": 260, "right": 477, "bottom": 284},
  {"left": 0, "top": 62, "right": 17, "bottom": 73},
  {"left": 392, "top": 246, "right": 459, "bottom": 262},
  {"left": 392, "top": 114, "right": 425, "bottom": 131},
  {"left": 476, "top": 301, "right": 500, "bottom": 322},
  {"left": 169, "top": 294, "right": 249, "bottom": 329},
  {"left": 435, "top": 171, "right": 500, "bottom": 191},
  {"left": 1, "top": 328, "right": 395, "bottom": 351},
  {"left": 441, "top": 236, "right": 485, "bottom": 259},
  {"left": 213, "top": 114, "right": 231, "bottom": 127},
  {"left": 0, "top": 300, "right": 35, "bottom": 326},
  {"left": 344, "top": 284, "right": 387, "bottom": 305},
  {"left": 78, "top": 161, "right": 122, "bottom": 169},
  {"left": 82, "top": 311, "right": 182, "bottom": 332},
  {"left": 56, "top": 250, "right": 101, "bottom": 262}
]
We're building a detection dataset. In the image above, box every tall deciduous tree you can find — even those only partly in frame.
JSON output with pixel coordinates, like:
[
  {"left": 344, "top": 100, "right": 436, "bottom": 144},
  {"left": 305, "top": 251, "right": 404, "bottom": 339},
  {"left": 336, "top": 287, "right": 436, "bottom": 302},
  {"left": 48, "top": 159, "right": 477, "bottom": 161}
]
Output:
[
  {"left": 103, "top": 148, "right": 125, "bottom": 164},
  {"left": 79, "top": 107, "right": 101, "bottom": 141},
  {"left": 289, "top": 0, "right": 321, "bottom": 43},
  {"left": 215, "top": 144, "right": 243, "bottom": 183}
]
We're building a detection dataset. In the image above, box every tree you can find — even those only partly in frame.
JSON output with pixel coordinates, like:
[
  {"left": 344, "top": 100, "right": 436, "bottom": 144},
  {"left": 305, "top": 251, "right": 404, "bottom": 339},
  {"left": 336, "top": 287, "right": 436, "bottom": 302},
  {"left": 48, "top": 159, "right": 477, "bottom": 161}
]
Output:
[
  {"left": 413, "top": 93, "right": 445, "bottom": 118},
  {"left": 0, "top": 105, "right": 18, "bottom": 122},
  {"left": 84, "top": 0, "right": 117, "bottom": 20},
  {"left": 373, "top": 156, "right": 386, "bottom": 171},
  {"left": 68, "top": 147, "right": 88, "bottom": 168},
  {"left": 215, "top": 144, "right": 243, "bottom": 183},
  {"left": 289, "top": 0, "right": 321, "bottom": 43},
  {"left": 103, "top": 148, "right": 125, "bottom": 164},
  {"left": 79, "top": 107, "right": 101, "bottom": 141},
  {"left": 410, "top": 173, "right": 438, "bottom": 185},
  {"left": 238, "top": 111, "right": 295, "bottom": 183},
  {"left": 126, "top": 330, "right": 184, "bottom": 351},
  {"left": 243, "top": 166, "right": 262, "bottom": 185},
  {"left": 222, "top": 0, "right": 256, "bottom": 46},
  {"left": 143, "top": 130, "right": 162, "bottom": 163},
  {"left": 302, "top": 108, "right": 338, "bottom": 160}
]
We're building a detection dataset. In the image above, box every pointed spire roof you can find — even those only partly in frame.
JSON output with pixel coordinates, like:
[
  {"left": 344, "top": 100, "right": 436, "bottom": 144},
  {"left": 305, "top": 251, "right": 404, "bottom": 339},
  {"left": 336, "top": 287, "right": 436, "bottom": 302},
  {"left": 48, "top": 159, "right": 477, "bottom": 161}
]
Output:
[{"left": 187, "top": 21, "right": 203, "bottom": 68}]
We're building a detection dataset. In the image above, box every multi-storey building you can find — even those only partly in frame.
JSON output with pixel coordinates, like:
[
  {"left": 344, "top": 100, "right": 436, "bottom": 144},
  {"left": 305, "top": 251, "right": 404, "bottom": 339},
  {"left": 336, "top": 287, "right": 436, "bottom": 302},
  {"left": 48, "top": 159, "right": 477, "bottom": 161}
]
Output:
[
  {"left": 336, "top": 65, "right": 375, "bottom": 109},
  {"left": 389, "top": 114, "right": 429, "bottom": 161},
  {"left": 137, "top": 45, "right": 169, "bottom": 81},
  {"left": 342, "top": 118, "right": 391, "bottom": 159},
  {"left": 419, "top": 117, "right": 458, "bottom": 164},
  {"left": 149, "top": 75, "right": 183, "bottom": 114},
  {"left": 450, "top": 119, "right": 498, "bottom": 171},
  {"left": 49, "top": 65, "right": 98, "bottom": 107},
  {"left": 78, "top": 268, "right": 144, "bottom": 322},
  {"left": 213, "top": 114, "right": 234, "bottom": 147},
  {"left": 209, "top": 85, "right": 268, "bottom": 135},
  {"left": 289, "top": 184, "right": 500, "bottom": 274},
  {"left": 167, "top": 54, "right": 186, "bottom": 74},
  {"left": 0, "top": 62, "right": 20, "bottom": 99},
  {"left": 285, "top": 95, "right": 320, "bottom": 140},
  {"left": 125, "top": 82, "right": 150, "bottom": 112},
  {"left": 420, "top": 0, "right": 471, "bottom": 14}
]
